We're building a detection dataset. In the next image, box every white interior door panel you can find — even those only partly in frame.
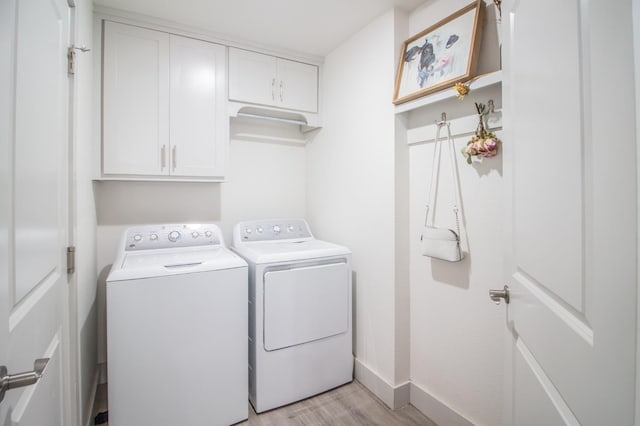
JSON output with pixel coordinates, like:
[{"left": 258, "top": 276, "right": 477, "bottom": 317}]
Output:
[
  {"left": 0, "top": 0, "right": 71, "bottom": 424},
  {"left": 502, "top": 0, "right": 637, "bottom": 424}
]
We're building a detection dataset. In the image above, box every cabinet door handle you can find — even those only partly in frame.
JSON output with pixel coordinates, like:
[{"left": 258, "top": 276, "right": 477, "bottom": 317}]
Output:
[
  {"left": 161, "top": 145, "right": 166, "bottom": 170},
  {"left": 172, "top": 146, "right": 177, "bottom": 171},
  {"left": 271, "top": 78, "right": 276, "bottom": 101},
  {"left": 280, "top": 80, "right": 284, "bottom": 102}
]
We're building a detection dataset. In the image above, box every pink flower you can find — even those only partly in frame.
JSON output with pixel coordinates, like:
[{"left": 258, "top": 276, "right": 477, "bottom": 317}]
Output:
[
  {"left": 461, "top": 135, "right": 501, "bottom": 164},
  {"left": 475, "top": 138, "right": 498, "bottom": 158}
]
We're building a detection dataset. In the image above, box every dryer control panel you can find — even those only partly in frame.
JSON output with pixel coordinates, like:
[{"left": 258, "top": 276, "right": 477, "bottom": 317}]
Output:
[
  {"left": 124, "top": 224, "right": 222, "bottom": 251},
  {"left": 235, "top": 219, "right": 312, "bottom": 242}
]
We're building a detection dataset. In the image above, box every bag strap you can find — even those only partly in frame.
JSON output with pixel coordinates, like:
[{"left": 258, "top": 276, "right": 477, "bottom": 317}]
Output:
[
  {"left": 424, "top": 121, "right": 462, "bottom": 241},
  {"left": 424, "top": 125, "right": 442, "bottom": 226}
]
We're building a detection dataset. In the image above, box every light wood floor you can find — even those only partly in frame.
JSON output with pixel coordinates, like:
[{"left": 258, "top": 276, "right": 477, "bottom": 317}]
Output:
[
  {"left": 241, "top": 380, "right": 435, "bottom": 426},
  {"left": 95, "top": 380, "right": 436, "bottom": 425}
]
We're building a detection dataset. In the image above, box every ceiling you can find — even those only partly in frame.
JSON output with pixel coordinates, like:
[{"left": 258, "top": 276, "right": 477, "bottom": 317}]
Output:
[{"left": 93, "top": 0, "right": 426, "bottom": 57}]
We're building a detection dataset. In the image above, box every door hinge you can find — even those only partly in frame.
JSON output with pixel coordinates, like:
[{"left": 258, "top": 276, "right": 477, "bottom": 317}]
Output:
[
  {"left": 67, "top": 45, "right": 91, "bottom": 76},
  {"left": 67, "top": 47, "right": 75, "bottom": 75},
  {"left": 67, "top": 246, "right": 76, "bottom": 274}
]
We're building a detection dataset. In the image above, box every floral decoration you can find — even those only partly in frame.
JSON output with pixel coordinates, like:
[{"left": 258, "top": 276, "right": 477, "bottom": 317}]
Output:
[
  {"left": 462, "top": 102, "right": 501, "bottom": 164},
  {"left": 453, "top": 82, "right": 470, "bottom": 99}
]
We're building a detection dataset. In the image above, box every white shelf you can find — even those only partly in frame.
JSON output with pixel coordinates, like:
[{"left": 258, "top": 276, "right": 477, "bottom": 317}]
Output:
[
  {"left": 232, "top": 132, "right": 307, "bottom": 145},
  {"left": 394, "top": 70, "right": 502, "bottom": 115},
  {"left": 94, "top": 176, "right": 225, "bottom": 182}
]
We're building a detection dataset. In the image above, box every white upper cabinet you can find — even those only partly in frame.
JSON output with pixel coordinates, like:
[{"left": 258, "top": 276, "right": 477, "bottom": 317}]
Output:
[
  {"left": 228, "top": 47, "right": 318, "bottom": 113},
  {"left": 102, "top": 21, "right": 227, "bottom": 180},
  {"left": 170, "top": 35, "right": 226, "bottom": 178},
  {"left": 103, "top": 21, "right": 170, "bottom": 176}
]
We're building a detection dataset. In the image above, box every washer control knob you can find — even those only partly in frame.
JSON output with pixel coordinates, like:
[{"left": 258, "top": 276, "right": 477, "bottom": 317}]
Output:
[
  {"left": 168, "top": 231, "right": 181, "bottom": 242},
  {"left": 191, "top": 231, "right": 199, "bottom": 239},
  {"left": 133, "top": 234, "right": 143, "bottom": 242},
  {"left": 149, "top": 233, "right": 158, "bottom": 241},
  {"left": 273, "top": 225, "right": 281, "bottom": 234},
  {"left": 204, "top": 230, "right": 212, "bottom": 238},
  {"left": 288, "top": 225, "right": 295, "bottom": 232},
  {"left": 245, "top": 227, "right": 252, "bottom": 234},
  {"left": 256, "top": 226, "right": 263, "bottom": 234}
]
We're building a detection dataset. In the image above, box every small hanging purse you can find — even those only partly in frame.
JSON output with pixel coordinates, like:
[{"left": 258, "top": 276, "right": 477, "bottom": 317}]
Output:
[{"left": 420, "top": 119, "right": 464, "bottom": 262}]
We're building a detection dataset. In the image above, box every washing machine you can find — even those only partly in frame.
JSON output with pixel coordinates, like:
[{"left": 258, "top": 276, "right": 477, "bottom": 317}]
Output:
[
  {"left": 106, "top": 224, "right": 248, "bottom": 426},
  {"left": 232, "top": 218, "right": 352, "bottom": 413}
]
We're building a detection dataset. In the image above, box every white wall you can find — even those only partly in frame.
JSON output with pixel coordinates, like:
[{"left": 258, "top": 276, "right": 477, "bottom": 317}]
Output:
[
  {"left": 407, "top": 1, "right": 504, "bottom": 425},
  {"left": 306, "top": 8, "right": 405, "bottom": 399},
  {"left": 94, "top": 135, "right": 307, "bottom": 363},
  {"left": 72, "top": 0, "right": 98, "bottom": 424},
  {"left": 306, "top": 1, "right": 505, "bottom": 423}
]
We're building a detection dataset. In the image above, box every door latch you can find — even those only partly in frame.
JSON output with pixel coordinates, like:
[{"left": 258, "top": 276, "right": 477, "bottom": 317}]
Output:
[{"left": 489, "top": 285, "right": 510, "bottom": 305}]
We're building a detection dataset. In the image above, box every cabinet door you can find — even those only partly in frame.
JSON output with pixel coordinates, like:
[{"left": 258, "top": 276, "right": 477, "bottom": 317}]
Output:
[
  {"left": 277, "top": 58, "right": 318, "bottom": 112},
  {"left": 170, "top": 35, "right": 227, "bottom": 178},
  {"left": 103, "top": 21, "right": 169, "bottom": 176},
  {"left": 228, "top": 48, "right": 277, "bottom": 107}
]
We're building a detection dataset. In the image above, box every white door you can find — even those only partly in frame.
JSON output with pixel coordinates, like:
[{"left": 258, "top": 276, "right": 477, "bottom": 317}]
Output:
[
  {"left": 0, "top": 0, "right": 72, "bottom": 424},
  {"left": 501, "top": 1, "right": 637, "bottom": 424}
]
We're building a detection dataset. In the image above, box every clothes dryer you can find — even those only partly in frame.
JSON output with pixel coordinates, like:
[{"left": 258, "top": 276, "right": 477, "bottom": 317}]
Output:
[
  {"left": 232, "top": 219, "right": 352, "bottom": 413},
  {"left": 106, "top": 224, "right": 247, "bottom": 426}
]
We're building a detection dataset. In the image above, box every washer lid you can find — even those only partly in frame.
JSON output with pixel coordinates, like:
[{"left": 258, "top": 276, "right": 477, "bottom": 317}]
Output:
[
  {"left": 107, "top": 246, "right": 247, "bottom": 281},
  {"left": 232, "top": 239, "right": 351, "bottom": 264}
]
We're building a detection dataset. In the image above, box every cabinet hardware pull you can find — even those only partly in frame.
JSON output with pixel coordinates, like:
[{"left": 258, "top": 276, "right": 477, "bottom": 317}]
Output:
[
  {"left": 172, "top": 146, "right": 177, "bottom": 171},
  {"left": 161, "top": 145, "right": 166, "bottom": 170},
  {"left": 272, "top": 78, "right": 276, "bottom": 101},
  {"left": 280, "top": 80, "right": 284, "bottom": 102}
]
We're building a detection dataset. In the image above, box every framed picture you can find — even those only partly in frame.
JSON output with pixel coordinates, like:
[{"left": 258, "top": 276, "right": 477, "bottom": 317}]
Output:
[{"left": 393, "top": 0, "right": 485, "bottom": 105}]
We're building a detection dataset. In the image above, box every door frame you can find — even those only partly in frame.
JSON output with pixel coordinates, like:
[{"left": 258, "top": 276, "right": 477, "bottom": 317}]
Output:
[
  {"left": 634, "top": 0, "right": 640, "bottom": 423},
  {"left": 66, "top": 0, "right": 84, "bottom": 425}
]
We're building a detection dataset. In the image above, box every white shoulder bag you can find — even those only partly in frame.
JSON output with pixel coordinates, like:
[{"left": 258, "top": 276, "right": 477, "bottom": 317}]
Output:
[{"left": 421, "top": 121, "right": 464, "bottom": 262}]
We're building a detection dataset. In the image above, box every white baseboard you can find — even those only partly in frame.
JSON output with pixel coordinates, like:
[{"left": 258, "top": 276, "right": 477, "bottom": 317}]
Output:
[
  {"left": 354, "top": 359, "right": 410, "bottom": 409},
  {"left": 354, "top": 359, "right": 476, "bottom": 425},
  {"left": 410, "top": 382, "right": 475, "bottom": 426},
  {"left": 84, "top": 369, "right": 100, "bottom": 426}
]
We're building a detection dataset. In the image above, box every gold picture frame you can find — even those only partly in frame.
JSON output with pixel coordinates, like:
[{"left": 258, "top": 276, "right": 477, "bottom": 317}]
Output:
[{"left": 393, "top": 0, "right": 485, "bottom": 105}]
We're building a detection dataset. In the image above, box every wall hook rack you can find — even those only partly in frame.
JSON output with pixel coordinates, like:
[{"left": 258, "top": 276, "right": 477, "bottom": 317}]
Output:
[
  {"left": 436, "top": 112, "right": 448, "bottom": 126},
  {"left": 487, "top": 99, "right": 495, "bottom": 114},
  {"left": 475, "top": 99, "right": 495, "bottom": 118}
]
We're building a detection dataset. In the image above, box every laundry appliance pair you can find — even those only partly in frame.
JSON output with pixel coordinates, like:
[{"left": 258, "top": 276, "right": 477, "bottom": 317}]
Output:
[{"left": 106, "top": 219, "right": 352, "bottom": 426}]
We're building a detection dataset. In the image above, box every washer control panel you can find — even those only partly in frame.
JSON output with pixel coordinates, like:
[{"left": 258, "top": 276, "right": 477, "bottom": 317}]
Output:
[
  {"left": 125, "top": 224, "right": 221, "bottom": 251},
  {"left": 238, "top": 219, "right": 312, "bottom": 242}
]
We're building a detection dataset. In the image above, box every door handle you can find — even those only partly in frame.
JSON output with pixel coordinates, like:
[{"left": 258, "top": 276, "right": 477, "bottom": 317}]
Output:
[
  {"left": 0, "top": 358, "right": 49, "bottom": 403},
  {"left": 489, "top": 285, "right": 510, "bottom": 305}
]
